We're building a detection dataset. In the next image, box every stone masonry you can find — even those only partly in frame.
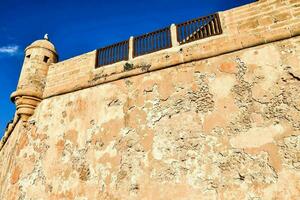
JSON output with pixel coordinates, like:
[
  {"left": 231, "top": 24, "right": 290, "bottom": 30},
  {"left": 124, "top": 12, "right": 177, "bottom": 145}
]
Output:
[{"left": 0, "top": 0, "right": 300, "bottom": 199}]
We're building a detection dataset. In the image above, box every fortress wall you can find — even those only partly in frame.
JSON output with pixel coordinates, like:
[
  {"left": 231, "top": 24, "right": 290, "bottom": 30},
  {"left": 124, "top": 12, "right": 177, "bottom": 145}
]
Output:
[
  {"left": 1, "top": 33, "right": 300, "bottom": 199},
  {"left": 43, "top": 0, "right": 300, "bottom": 99},
  {"left": 1, "top": 0, "right": 300, "bottom": 199}
]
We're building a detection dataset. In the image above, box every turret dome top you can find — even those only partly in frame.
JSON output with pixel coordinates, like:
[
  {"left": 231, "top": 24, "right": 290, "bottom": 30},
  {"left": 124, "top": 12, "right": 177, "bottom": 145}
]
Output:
[{"left": 25, "top": 35, "right": 57, "bottom": 55}]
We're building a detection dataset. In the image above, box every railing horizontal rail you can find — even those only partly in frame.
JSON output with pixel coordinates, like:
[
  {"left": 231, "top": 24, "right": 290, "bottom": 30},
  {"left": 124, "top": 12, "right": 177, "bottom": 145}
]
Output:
[
  {"left": 96, "top": 40, "right": 129, "bottom": 68},
  {"left": 133, "top": 27, "right": 171, "bottom": 57},
  {"left": 177, "top": 13, "right": 222, "bottom": 45}
]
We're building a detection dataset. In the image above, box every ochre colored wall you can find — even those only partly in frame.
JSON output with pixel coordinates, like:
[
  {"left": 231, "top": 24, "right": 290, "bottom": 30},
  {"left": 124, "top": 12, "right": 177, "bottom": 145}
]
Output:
[
  {"left": 1, "top": 35, "right": 300, "bottom": 200},
  {"left": 1, "top": 0, "right": 300, "bottom": 199}
]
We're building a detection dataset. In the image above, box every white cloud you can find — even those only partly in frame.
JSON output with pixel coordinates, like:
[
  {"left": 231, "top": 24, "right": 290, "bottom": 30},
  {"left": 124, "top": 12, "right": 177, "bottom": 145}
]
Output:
[{"left": 0, "top": 45, "right": 19, "bottom": 55}]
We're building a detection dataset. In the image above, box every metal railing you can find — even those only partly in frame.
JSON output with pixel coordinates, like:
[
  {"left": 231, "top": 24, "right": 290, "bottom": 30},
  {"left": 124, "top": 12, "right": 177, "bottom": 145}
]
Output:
[
  {"left": 96, "top": 13, "right": 222, "bottom": 68},
  {"left": 97, "top": 40, "right": 129, "bottom": 67},
  {"left": 177, "top": 14, "right": 222, "bottom": 45},
  {"left": 133, "top": 27, "right": 171, "bottom": 57}
]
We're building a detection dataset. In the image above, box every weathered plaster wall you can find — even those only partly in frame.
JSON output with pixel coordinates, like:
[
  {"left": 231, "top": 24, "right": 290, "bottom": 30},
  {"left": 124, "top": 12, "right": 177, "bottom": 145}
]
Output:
[{"left": 1, "top": 35, "right": 300, "bottom": 199}]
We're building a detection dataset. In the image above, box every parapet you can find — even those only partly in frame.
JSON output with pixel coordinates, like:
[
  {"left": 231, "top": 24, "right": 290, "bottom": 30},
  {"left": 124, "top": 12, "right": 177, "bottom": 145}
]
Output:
[{"left": 43, "top": 0, "right": 300, "bottom": 99}]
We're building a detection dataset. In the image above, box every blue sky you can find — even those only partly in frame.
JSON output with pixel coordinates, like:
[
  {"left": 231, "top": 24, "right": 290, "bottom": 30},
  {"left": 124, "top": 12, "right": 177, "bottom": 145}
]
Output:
[{"left": 0, "top": 0, "right": 255, "bottom": 138}]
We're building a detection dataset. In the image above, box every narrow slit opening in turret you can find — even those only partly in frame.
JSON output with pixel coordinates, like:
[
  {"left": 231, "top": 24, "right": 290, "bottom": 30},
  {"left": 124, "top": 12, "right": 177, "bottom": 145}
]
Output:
[
  {"left": 43, "top": 56, "right": 49, "bottom": 63},
  {"left": 26, "top": 54, "right": 31, "bottom": 58}
]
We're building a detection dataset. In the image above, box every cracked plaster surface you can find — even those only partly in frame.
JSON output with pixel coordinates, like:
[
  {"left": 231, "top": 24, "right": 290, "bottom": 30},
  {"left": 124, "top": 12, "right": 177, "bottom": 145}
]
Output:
[{"left": 1, "top": 36, "right": 300, "bottom": 200}]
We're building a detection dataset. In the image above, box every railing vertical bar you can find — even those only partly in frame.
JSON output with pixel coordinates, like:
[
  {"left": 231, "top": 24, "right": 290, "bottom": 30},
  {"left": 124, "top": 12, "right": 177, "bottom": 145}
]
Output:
[
  {"left": 109, "top": 47, "right": 112, "bottom": 64},
  {"left": 134, "top": 39, "right": 137, "bottom": 57},
  {"left": 112, "top": 45, "right": 115, "bottom": 63},
  {"left": 125, "top": 41, "right": 127, "bottom": 59},
  {"left": 189, "top": 21, "right": 193, "bottom": 41},
  {"left": 110, "top": 47, "right": 113, "bottom": 64},
  {"left": 178, "top": 26, "right": 181, "bottom": 44},
  {"left": 121, "top": 43, "right": 123, "bottom": 60},
  {"left": 164, "top": 31, "right": 166, "bottom": 48},
  {"left": 122, "top": 43, "right": 125, "bottom": 60},
  {"left": 186, "top": 21, "right": 190, "bottom": 42},
  {"left": 150, "top": 34, "right": 153, "bottom": 52},
  {"left": 120, "top": 43, "right": 123, "bottom": 60},
  {"left": 191, "top": 21, "right": 195, "bottom": 41},
  {"left": 101, "top": 49, "right": 105, "bottom": 66},
  {"left": 210, "top": 16, "right": 215, "bottom": 35},
  {"left": 133, "top": 39, "right": 136, "bottom": 57},
  {"left": 106, "top": 48, "right": 109, "bottom": 65},
  {"left": 118, "top": 43, "right": 121, "bottom": 61},
  {"left": 114, "top": 45, "right": 116, "bottom": 63},
  {"left": 161, "top": 32, "right": 164, "bottom": 48},
  {"left": 115, "top": 44, "right": 117, "bottom": 62},
  {"left": 99, "top": 50, "right": 102, "bottom": 66},
  {"left": 210, "top": 15, "right": 215, "bottom": 35},
  {"left": 162, "top": 31, "right": 164, "bottom": 48},
  {"left": 143, "top": 37, "right": 146, "bottom": 55},
  {"left": 165, "top": 28, "right": 167, "bottom": 47},
  {"left": 197, "top": 20, "right": 201, "bottom": 38},
  {"left": 182, "top": 25, "right": 187, "bottom": 43},
  {"left": 123, "top": 42, "right": 125, "bottom": 60},
  {"left": 157, "top": 33, "right": 159, "bottom": 49},
  {"left": 139, "top": 38, "right": 141, "bottom": 56},
  {"left": 148, "top": 35, "right": 151, "bottom": 52},
  {"left": 102, "top": 50, "right": 105, "bottom": 66},
  {"left": 144, "top": 36, "right": 147, "bottom": 54},
  {"left": 209, "top": 15, "right": 215, "bottom": 35},
  {"left": 122, "top": 42, "right": 126, "bottom": 58},
  {"left": 176, "top": 25, "right": 180, "bottom": 43},
  {"left": 111, "top": 46, "right": 114, "bottom": 64},
  {"left": 147, "top": 36, "right": 149, "bottom": 53},
  {"left": 133, "top": 39, "right": 138, "bottom": 57},
  {"left": 115, "top": 44, "right": 118, "bottom": 62},
  {"left": 208, "top": 17, "right": 211, "bottom": 36},
  {"left": 207, "top": 16, "right": 212, "bottom": 36},
  {"left": 124, "top": 42, "right": 126, "bottom": 60},
  {"left": 193, "top": 21, "right": 197, "bottom": 40},
  {"left": 103, "top": 49, "right": 106, "bottom": 66},
  {"left": 147, "top": 35, "right": 150, "bottom": 53},
  {"left": 216, "top": 13, "right": 222, "bottom": 34},
  {"left": 136, "top": 38, "right": 139, "bottom": 56},
  {"left": 98, "top": 50, "right": 102, "bottom": 66},
  {"left": 167, "top": 29, "right": 170, "bottom": 47},
  {"left": 108, "top": 48, "right": 111, "bottom": 65},
  {"left": 141, "top": 37, "right": 144, "bottom": 55},
  {"left": 196, "top": 19, "right": 201, "bottom": 39},
  {"left": 202, "top": 18, "right": 207, "bottom": 38},
  {"left": 142, "top": 37, "right": 144, "bottom": 55},
  {"left": 121, "top": 43, "right": 123, "bottom": 61},
  {"left": 107, "top": 48, "right": 109, "bottom": 64},
  {"left": 203, "top": 17, "right": 208, "bottom": 38},
  {"left": 147, "top": 35, "right": 149, "bottom": 52},
  {"left": 166, "top": 30, "right": 168, "bottom": 47}
]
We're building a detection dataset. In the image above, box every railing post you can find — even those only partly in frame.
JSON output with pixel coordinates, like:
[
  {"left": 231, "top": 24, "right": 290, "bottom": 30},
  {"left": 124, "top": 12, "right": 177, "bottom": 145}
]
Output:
[
  {"left": 129, "top": 36, "right": 134, "bottom": 60},
  {"left": 170, "top": 24, "right": 179, "bottom": 47}
]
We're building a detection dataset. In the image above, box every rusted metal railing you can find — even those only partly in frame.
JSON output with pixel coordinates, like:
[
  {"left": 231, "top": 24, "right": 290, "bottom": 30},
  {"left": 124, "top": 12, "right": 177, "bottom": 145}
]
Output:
[
  {"left": 176, "top": 13, "right": 222, "bottom": 45},
  {"left": 96, "top": 40, "right": 129, "bottom": 68},
  {"left": 133, "top": 27, "right": 171, "bottom": 57},
  {"left": 96, "top": 13, "right": 222, "bottom": 68}
]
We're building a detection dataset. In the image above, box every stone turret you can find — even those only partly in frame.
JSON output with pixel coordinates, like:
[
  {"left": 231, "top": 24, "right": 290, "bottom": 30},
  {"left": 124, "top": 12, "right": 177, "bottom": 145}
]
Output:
[{"left": 10, "top": 35, "right": 58, "bottom": 122}]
